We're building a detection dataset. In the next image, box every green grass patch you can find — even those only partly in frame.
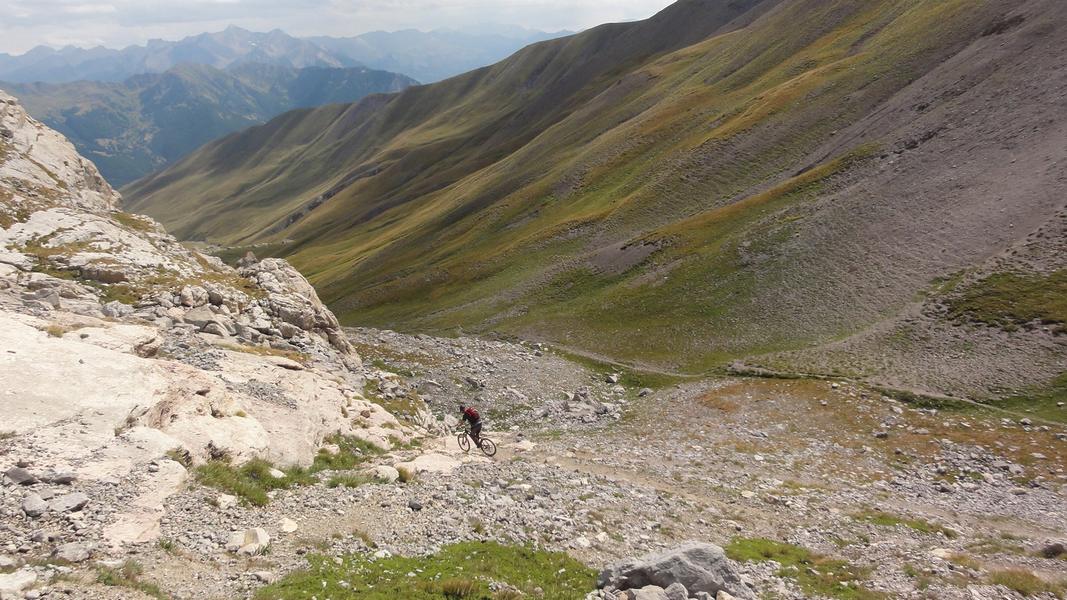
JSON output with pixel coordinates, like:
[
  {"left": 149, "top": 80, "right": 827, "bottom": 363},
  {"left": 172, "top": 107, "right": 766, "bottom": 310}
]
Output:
[
  {"left": 362, "top": 381, "right": 426, "bottom": 424},
  {"left": 852, "top": 509, "right": 958, "bottom": 539},
  {"left": 989, "top": 372, "right": 1067, "bottom": 424},
  {"left": 327, "top": 473, "right": 374, "bottom": 489},
  {"left": 551, "top": 347, "right": 693, "bottom": 389},
  {"left": 987, "top": 568, "right": 1064, "bottom": 597},
  {"left": 254, "top": 541, "right": 595, "bottom": 600},
  {"left": 311, "top": 434, "right": 384, "bottom": 472},
  {"left": 947, "top": 270, "right": 1067, "bottom": 333},
  {"left": 194, "top": 458, "right": 315, "bottom": 507},
  {"left": 96, "top": 560, "right": 167, "bottom": 599},
  {"left": 725, "top": 537, "right": 883, "bottom": 600},
  {"left": 112, "top": 211, "right": 157, "bottom": 232}
]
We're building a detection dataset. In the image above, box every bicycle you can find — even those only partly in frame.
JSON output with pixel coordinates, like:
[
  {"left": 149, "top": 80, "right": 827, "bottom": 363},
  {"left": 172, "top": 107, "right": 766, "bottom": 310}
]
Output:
[{"left": 456, "top": 428, "right": 497, "bottom": 457}]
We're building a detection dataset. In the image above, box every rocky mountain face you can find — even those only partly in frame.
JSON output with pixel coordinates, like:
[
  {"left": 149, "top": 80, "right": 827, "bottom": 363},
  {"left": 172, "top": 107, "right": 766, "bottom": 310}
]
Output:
[
  {"left": 123, "top": 0, "right": 1067, "bottom": 406},
  {"left": 4, "top": 63, "right": 417, "bottom": 186},
  {"left": 0, "top": 90, "right": 410, "bottom": 553}
]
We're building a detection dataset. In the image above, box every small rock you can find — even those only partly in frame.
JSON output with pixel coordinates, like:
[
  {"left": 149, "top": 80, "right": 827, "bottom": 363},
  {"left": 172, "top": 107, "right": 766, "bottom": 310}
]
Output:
[
  {"left": 268, "top": 468, "right": 286, "bottom": 479},
  {"left": 280, "top": 518, "right": 298, "bottom": 534},
  {"left": 664, "top": 582, "right": 689, "bottom": 600},
  {"left": 606, "top": 373, "right": 620, "bottom": 384},
  {"left": 1040, "top": 542, "right": 1065, "bottom": 558},
  {"left": 53, "top": 543, "right": 90, "bottom": 563},
  {"left": 638, "top": 388, "right": 652, "bottom": 397},
  {"left": 48, "top": 472, "right": 77, "bottom": 485},
  {"left": 369, "top": 466, "right": 400, "bottom": 483},
  {"left": 4, "top": 468, "right": 37, "bottom": 486},
  {"left": 227, "top": 528, "right": 270, "bottom": 555},
  {"left": 49, "top": 492, "right": 89, "bottom": 513},
  {"left": 20, "top": 494, "right": 47, "bottom": 518},
  {"left": 252, "top": 571, "right": 276, "bottom": 583},
  {"left": 408, "top": 500, "right": 423, "bottom": 512}
]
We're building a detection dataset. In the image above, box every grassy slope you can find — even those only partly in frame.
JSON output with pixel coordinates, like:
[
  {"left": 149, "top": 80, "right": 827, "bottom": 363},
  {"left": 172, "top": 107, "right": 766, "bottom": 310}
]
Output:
[
  {"left": 124, "top": 0, "right": 1027, "bottom": 372},
  {"left": 3, "top": 64, "right": 415, "bottom": 186}
]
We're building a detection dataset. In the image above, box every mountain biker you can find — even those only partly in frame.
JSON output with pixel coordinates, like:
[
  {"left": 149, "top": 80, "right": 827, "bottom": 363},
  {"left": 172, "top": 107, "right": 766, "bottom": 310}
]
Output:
[{"left": 459, "top": 404, "right": 482, "bottom": 445}]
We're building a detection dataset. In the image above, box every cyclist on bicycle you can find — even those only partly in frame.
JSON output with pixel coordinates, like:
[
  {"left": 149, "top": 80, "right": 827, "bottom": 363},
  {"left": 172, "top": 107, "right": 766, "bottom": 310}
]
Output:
[{"left": 459, "top": 404, "right": 483, "bottom": 445}]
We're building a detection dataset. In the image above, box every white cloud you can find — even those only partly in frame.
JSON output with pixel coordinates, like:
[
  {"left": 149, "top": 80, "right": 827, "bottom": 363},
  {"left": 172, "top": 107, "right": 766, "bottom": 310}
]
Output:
[{"left": 0, "top": 0, "right": 675, "bottom": 54}]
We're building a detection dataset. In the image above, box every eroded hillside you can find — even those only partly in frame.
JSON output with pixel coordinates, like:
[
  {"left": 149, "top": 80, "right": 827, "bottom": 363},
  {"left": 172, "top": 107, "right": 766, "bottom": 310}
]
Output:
[{"left": 124, "top": 0, "right": 1066, "bottom": 401}]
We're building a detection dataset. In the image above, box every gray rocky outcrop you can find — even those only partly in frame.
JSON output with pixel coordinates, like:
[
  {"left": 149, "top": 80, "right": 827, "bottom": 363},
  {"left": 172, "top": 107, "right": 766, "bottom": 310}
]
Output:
[{"left": 598, "top": 542, "right": 754, "bottom": 600}]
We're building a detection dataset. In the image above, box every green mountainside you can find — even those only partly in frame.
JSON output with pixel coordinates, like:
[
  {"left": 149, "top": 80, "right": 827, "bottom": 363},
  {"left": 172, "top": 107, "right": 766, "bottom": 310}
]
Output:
[
  {"left": 124, "top": 0, "right": 1067, "bottom": 391},
  {"left": 3, "top": 63, "right": 416, "bottom": 186}
]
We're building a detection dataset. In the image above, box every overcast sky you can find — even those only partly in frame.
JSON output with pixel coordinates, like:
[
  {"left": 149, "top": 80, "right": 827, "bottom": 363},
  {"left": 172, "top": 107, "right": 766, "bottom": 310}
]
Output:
[{"left": 0, "top": 0, "right": 677, "bottom": 54}]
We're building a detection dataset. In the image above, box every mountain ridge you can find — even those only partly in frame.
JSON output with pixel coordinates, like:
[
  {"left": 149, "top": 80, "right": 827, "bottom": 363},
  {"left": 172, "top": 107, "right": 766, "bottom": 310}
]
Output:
[
  {"left": 0, "top": 25, "right": 574, "bottom": 85},
  {"left": 2, "top": 63, "right": 416, "bottom": 186},
  {"left": 124, "top": 0, "right": 1067, "bottom": 403}
]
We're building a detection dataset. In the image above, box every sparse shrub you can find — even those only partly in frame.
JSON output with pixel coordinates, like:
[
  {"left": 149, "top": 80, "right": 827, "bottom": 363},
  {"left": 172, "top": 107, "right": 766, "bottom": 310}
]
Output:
[
  {"left": 441, "top": 578, "right": 478, "bottom": 598},
  {"left": 157, "top": 538, "right": 176, "bottom": 553},
  {"left": 327, "top": 474, "right": 373, "bottom": 489},
  {"left": 397, "top": 466, "right": 415, "bottom": 483},
  {"left": 0, "top": 431, "right": 15, "bottom": 441},
  {"left": 493, "top": 589, "right": 524, "bottom": 600},
  {"left": 96, "top": 560, "right": 166, "bottom": 599},
  {"left": 45, "top": 324, "right": 67, "bottom": 338},
  {"left": 165, "top": 448, "right": 192, "bottom": 468},
  {"left": 234, "top": 410, "right": 247, "bottom": 418},
  {"left": 469, "top": 517, "right": 486, "bottom": 535},
  {"left": 352, "top": 528, "right": 377, "bottom": 549}
]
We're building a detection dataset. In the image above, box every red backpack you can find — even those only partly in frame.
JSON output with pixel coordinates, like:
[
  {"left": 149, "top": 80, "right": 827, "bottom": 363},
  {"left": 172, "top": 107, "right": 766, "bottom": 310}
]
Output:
[{"left": 464, "top": 407, "right": 480, "bottom": 421}]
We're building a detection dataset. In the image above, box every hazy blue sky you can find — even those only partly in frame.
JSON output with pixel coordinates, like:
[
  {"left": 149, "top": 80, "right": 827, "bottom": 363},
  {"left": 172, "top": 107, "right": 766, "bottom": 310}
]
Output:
[{"left": 0, "top": 0, "right": 677, "bottom": 54}]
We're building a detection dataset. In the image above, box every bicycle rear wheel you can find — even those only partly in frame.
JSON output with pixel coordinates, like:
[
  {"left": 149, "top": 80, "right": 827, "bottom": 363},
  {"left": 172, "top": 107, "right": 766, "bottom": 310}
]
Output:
[
  {"left": 479, "top": 438, "right": 497, "bottom": 457},
  {"left": 457, "top": 432, "right": 471, "bottom": 452}
]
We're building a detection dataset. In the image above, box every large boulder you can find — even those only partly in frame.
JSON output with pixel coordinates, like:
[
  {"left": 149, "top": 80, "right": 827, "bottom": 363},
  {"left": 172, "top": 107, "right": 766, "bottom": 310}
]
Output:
[
  {"left": 598, "top": 542, "right": 754, "bottom": 600},
  {"left": 238, "top": 258, "right": 356, "bottom": 358}
]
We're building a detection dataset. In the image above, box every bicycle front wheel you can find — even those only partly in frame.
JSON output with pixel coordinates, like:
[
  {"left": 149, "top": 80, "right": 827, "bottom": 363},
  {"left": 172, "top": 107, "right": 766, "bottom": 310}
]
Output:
[
  {"left": 457, "top": 432, "right": 471, "bottom": 452},
  {"left": 479, "top": 438, "right": 497, "bottom": 457}
]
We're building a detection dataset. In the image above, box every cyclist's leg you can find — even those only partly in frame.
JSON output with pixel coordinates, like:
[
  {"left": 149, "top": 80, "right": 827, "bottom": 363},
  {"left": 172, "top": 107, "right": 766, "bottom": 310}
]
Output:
[{"left": 472, "top": 421, "right": 483, "bottom": 446}]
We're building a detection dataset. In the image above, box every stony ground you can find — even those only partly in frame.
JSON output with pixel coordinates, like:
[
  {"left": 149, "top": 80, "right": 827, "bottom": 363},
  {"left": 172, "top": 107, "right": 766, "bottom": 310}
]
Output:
[{"left": 2, "top": 328, "right": 1066, "bottom": 600}]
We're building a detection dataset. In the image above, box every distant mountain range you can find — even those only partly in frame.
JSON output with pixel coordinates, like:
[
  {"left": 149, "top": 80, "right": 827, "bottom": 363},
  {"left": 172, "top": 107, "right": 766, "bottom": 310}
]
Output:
[
  {"left": 309, "top": 27, "right": 572, "bottom": 83},
  {"left": 2, "top": 63, "right": 416, "bottom": 186},
  {"left": 0, "top": 27, "right": 350, "bottom": 83},
  {"left": 0, "top": 25, "right": 573, "bottom": 84}
]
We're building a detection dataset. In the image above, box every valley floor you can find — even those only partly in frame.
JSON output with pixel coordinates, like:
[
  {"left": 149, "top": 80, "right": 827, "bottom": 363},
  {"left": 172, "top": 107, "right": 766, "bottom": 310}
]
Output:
[{"left": 4, "top": 329, "right": 1066, "bottom": 600}]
